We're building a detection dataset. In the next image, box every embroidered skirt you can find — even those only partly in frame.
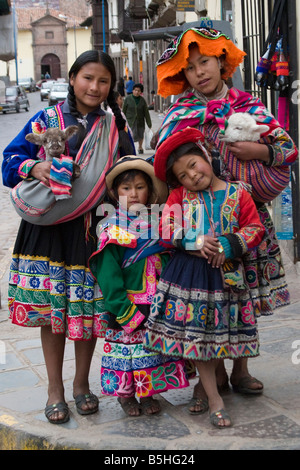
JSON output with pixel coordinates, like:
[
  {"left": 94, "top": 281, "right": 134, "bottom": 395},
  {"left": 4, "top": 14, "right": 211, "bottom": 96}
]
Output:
[
  {"left": 8, "top": 209, "right": 107, "bottom": 341},
  {"left": 101, "top": 327, "right": 189, "bottom": 397},
  {"left": 243, "top": 204, "right": 290, "bottom": 316},
  {"left": 144, "top": 251, "right": 260, "bottom": 362}
]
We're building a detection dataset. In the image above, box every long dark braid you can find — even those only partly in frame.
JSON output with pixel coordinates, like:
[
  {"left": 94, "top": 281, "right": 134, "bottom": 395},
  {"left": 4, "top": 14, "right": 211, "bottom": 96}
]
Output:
[
  {"left": 67, "top": 83, "right": 88, "bottom": 150},
  {"left": 67, "top": 50, "right": 135, "bottom": 154},
  {"left": 106, "top": 89, "right": 135, "bottom": 155}
]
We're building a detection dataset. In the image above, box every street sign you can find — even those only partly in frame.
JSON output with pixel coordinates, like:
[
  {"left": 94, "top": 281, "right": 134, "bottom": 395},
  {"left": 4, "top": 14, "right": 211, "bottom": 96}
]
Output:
[
  {"left": 121, "top": 47, "right": 128, "bottom": 58},
  {"left": 177, "top": 0, "right": 195, "bottom": 12}
]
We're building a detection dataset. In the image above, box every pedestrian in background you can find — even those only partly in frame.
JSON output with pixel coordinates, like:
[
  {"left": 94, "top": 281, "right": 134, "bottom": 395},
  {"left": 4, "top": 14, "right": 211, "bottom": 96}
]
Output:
[
  {"left": 117, "top": 77, "right": 125, "bottom": 97},
  {"left": 125, "top": 76, "right": 135, "bottom": 95},
  {"left": 123, "top": 83, "right": 152, "bottom": 154}
]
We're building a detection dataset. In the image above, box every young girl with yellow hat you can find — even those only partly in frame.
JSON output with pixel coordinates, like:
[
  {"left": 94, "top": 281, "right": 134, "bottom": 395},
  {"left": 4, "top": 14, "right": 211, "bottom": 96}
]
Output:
[{"left": 89, "top": 156, "right": 189, "bottom": 416}]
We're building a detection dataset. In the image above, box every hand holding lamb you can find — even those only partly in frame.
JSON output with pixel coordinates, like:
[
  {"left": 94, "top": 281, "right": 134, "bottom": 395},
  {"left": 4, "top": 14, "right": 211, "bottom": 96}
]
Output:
[{"left": 25, "top": 125, "right": 80, "bottom": 178}]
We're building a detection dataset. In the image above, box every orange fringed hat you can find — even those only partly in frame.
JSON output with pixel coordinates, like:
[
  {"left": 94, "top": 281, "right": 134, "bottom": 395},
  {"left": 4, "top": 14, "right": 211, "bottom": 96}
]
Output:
[{"left": 157, "top": 27, "right": 246, "bottom": 98}]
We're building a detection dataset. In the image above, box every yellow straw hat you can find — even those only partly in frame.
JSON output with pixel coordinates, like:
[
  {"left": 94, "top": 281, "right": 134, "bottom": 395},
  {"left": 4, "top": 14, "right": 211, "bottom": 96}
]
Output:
[{"left": 105, "top": 156, "right": 169, "bottom": 204}]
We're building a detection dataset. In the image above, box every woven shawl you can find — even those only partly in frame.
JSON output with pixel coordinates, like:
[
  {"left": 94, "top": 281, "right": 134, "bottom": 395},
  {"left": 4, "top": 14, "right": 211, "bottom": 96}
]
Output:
[
  {"left": 11, "top": 107, "right": 119, "bottom": 225},
  {"left": 157, "top": 88, "right": 296, "bottom": 202}
]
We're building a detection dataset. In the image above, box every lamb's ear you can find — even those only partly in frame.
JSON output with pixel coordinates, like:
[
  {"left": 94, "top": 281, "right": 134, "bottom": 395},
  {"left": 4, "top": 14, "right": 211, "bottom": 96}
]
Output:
[
  {"left": 64, "top": 125, "right": 78, "bottom": 140},
  {"left": 25, "top": 133, "right": 43, "bottom": 145},
  {"left": 254, "top": 124, "right": 269, "bottom": 137}
]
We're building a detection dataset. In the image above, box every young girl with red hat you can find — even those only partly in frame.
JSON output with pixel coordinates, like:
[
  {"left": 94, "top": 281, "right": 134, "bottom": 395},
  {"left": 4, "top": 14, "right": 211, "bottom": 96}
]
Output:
[{"left": 144, "top": 128, "right": 265, "bottom": 427}]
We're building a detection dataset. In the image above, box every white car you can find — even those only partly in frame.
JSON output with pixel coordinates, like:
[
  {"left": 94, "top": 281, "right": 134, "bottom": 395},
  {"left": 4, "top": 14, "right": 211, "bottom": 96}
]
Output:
[
  {"left": 40, "top": 80, "right": 55, "bottom": 101},
  {"left": 48, "top": 82, "right": 69, "bottom": 106}
]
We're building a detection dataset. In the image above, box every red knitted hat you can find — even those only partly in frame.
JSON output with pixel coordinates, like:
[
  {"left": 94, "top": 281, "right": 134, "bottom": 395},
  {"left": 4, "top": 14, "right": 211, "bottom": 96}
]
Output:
[{"left": 154, "top": 128, "right": 208, "bottom": 182}]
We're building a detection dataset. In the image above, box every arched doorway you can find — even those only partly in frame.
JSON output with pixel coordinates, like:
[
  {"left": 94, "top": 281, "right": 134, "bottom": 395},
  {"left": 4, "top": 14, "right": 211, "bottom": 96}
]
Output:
[{"left": 41, "top": 54, "right": 61, "bottom": 80}]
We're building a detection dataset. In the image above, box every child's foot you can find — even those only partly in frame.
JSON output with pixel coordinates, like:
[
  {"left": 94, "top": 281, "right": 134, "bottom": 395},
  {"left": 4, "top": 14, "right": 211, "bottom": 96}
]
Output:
[
  {"left": 140, "top": 396, "right": 161, "bottom": 415},
  {"left": 73, "top": 392, "right": 99, "bottom": 415},
  {"left": 46, "top": 386, "right": 67, "bottom": 423},
  {"left": 117, "top": 397, "right": 142, "bottom": 417},
  {"left": 209, "top": 397, "right": 232, "bottom": 427},
  {"left": 210, "top": 409, "right": 232, "bottom": 428},
  {"left": 188, "top": 380, "right": 209, "bottom": 414}
]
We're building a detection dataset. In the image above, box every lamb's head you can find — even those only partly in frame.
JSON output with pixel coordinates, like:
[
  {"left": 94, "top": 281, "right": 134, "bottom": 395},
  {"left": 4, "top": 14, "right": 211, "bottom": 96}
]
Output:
[
  {"left": 25, "top": 125, "right": 78, "bottom": 161},
  {"left": 219, "top": 113, "right": 269, "bottom": 142}
]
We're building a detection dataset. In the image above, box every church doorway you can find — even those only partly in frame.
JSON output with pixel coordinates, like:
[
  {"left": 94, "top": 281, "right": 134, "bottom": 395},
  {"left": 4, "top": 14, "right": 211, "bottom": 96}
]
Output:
[{"left": 41, "top": 53, "right": 61, "bottom": 79}]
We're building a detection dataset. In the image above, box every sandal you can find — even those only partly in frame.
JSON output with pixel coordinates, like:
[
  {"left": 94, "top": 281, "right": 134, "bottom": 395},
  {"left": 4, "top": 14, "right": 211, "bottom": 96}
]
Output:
[
  {"left": 188, "top": 397, "right": 209, "bottom": 415},
  {"left": 210, "top": 409, "right": 232, "bottom": 428},
  {"left": 217, "top": 379, "right": 230, "bottom": 393},
  {"left": 45, "top": 401, "right": 70, "bottom": 425},
  {"left": 140, "top": 397, "right": 161, "bottom": 415},
  {"left": 117, "top": 397, "right": 142, "bottom": 417},
  {"left": 231, "top": 376, "right": 263, "bottom": 395},
  {"left": 74, "top": 392, "right": 99, "bottom": 415}
]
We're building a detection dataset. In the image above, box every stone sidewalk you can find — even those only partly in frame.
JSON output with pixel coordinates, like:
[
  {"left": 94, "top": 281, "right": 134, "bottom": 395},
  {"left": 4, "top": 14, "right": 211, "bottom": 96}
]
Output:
[{"left": 1, "top": 111, "right": 300, "bottom": 451}]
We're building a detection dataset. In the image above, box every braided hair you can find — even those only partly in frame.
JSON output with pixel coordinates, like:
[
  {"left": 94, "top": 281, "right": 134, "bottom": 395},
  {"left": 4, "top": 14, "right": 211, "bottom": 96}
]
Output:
[{"left": 68, "top": 50, "right": 135, "bottom": 154}]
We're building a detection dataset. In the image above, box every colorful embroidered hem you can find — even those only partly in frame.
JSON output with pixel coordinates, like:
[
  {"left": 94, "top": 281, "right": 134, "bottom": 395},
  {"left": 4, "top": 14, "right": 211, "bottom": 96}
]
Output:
[
  {"left": 144, "top": 251, "right": 260, "bottom": 362},
  {"left": 101, "top": 327, "right": 189, "bottom": 397},
  {"left": 8, "top": 253, "right": 108, "bottom": 340}
]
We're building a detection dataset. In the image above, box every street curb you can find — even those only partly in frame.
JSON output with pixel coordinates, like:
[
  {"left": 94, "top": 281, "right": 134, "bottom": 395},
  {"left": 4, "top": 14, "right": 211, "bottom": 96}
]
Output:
[{"left": 0, "top": 422, "right": 80, "bottom": 450}]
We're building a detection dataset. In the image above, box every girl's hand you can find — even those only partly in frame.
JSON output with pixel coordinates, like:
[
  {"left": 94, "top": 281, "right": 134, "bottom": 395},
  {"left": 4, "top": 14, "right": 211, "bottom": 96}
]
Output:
[
  {"left": 30, "top": 161, "right": 52, "bottom": 186},
  {"left": 209, "top": 251, "right": 226, "bottom": 268},
  {"left": 227, "top": 141, "right": 269, "bottom": 163}
]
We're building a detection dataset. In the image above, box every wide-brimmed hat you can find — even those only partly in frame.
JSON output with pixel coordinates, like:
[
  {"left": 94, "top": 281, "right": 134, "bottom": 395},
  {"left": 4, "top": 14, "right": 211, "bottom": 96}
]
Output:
[
  {"left": 157, "top": 27, "right": 246, "bottom": 98},
  {"left": 154, "top": 128, "right": 209, "bottom": 182},
  {"left": 105, "top": 156, "right": 168, "bottom": 204}
]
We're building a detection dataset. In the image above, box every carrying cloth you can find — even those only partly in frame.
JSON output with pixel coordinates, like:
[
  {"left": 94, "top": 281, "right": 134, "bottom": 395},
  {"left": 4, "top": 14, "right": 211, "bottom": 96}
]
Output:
[
  {"left": 156, "top": 88, "right": 297, "bottom": 203},
  {"left": 10, "top": 107, "right": 119, "bottom": 225}
]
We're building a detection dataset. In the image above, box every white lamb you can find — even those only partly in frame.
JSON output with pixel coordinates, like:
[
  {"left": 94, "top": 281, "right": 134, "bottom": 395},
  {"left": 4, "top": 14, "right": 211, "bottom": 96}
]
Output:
[{"left": 219, "top": 113, "right": 269, "bottom": 142}]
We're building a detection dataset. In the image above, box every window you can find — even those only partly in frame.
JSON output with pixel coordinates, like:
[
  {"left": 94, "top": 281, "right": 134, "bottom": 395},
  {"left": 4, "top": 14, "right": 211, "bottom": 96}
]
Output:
[{"left": 45, "top": 31, "right": 54, "bottom": 39}]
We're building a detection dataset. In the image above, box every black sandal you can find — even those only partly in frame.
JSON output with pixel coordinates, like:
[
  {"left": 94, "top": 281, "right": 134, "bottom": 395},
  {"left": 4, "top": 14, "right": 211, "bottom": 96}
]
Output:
[
  {"left": 117, "top": 397, "right": 142, "bottom": 416},
  {"left": 74, "top": 392, "right": 99, "bottom": 415},
  {"left": 140, "top": 397, "right": 161, "bottom": 415},
  {"left": 45, "top": 401, "right": 70, "bottom": 424}
]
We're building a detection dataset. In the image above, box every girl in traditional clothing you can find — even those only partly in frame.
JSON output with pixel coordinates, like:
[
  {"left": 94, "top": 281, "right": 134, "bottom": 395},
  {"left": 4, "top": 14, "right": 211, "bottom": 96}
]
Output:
[
  {"left": 153, "top": 27, "right": 298, "bottom": 402},
  {"left": 2, "top": 50, "right": 135, "bottom": 424},
  {"left": 89, "top": 156, "right": 189, "bottom": 416},
  {"left": 144, "top": 128, "right": 265, "bottom": 427}
]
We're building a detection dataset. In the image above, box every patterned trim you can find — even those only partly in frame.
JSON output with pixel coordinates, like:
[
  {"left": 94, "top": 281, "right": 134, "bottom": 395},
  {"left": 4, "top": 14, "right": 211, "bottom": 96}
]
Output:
[{"left": 18, "top": 159, "right": 43, "bottom": 179}]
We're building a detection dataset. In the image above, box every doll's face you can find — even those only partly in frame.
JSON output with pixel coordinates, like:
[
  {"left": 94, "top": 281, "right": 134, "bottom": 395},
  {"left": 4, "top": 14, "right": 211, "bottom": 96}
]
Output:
[
  {"left": 172, "top": 153, "right": 213, "bottom": 192},
  {"left": 183, "top": 46, "right": 224, "bottom": 97},
  {"left": 117, "top": 174, "right": 149, "bottom": 211}
]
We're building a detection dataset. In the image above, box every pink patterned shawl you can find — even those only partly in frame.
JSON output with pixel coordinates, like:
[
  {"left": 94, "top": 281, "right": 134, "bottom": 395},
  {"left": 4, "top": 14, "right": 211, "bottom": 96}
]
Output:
[{"left": 157, "top": 88, "right": 297, "bottom": 202}]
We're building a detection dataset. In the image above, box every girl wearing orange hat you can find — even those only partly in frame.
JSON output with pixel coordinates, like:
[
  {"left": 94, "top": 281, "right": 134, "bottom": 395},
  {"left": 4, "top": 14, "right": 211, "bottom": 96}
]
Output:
[
  {"left": 144, "top": 128, "right": 265, "bottom": 427},
  {"left": 154, "top": 27, "right": 298, "bottom": 400}
]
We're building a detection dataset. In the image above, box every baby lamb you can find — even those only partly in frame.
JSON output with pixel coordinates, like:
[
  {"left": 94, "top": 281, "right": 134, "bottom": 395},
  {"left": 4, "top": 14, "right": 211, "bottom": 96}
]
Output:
[
  {"left": 219, "top": 113, "right": 269, "bottom": 142},
  {"left": 25, "top": 125, "right": 80, "bottom": 178}
]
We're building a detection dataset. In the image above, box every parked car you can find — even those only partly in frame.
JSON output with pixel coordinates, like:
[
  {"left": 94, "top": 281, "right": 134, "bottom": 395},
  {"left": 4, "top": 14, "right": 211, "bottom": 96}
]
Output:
[
  {"left": 40, "top": 80, "right": 55, "bottom": 101},
  {"left": 48, "top": 82, "right": 68, "bottom": 106},
  {"left": 0, "top": 86, "right": 30, "bottom": 114},
  {"left": 18, "top": 77, "right": 36, "bottom": 92}
]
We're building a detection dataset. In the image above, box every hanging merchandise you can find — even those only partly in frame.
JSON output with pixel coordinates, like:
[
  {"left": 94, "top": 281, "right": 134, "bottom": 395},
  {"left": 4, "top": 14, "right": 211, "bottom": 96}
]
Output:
[{"left": 255, "top": 0, "right": 289, "bottom": 93}]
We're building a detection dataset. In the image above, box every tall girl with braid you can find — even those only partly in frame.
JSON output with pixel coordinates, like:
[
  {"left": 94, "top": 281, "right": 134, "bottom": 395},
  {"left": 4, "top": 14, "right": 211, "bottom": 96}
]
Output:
[{"left": 2, "top": 50, "right": 135, "bottom": 425}]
